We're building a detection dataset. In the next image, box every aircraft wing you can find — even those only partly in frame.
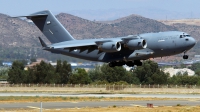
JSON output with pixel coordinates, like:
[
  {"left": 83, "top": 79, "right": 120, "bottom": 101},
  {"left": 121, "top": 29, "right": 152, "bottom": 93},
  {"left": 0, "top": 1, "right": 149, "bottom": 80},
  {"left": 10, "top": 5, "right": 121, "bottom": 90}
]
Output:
[
  {"left": 49, "top": 41, "right": 95, "bottom": 49},
  {"left": 48, "top": 39, "right": 114, "bottom": 49},
  {"left": 121, "top": 35, "right": 139, "bottom": 41},
  {"left": 48, "top": 35, "right": 140, "bottom": 49},
  {"left": 44, "top": 39, "right": 123, "bottom": 53},
  {"left": 37, "top": 31, "right": 145, "bottom": 53}
]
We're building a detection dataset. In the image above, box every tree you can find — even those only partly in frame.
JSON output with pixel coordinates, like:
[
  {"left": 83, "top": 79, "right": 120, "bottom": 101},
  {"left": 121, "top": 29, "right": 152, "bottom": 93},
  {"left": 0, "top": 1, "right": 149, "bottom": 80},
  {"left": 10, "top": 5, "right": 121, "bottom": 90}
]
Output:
[
  {"left": 55, "top": 60, "right": 62, "bottom": 83},
  {"left": 88, "top": 65, "right": 103, "bottom": 82},
  {"left": 133, "top": 60, "right": 169, "bottom": 84},
  {"left": 0, "top": 67, "right": 9, "bottom": 79},
  {"left": 168, "top": 72, "right": 199, "bottom": 85},
  {"left": 32, "top": 61, "right": 58, "bottom": 84},
  {"left": 25, "top": 68, "right": 36, "bottom": 83},
  {"left": 189, "top": 62, "right": 200, "bottom": 71},
  {"left": 100, "top": 65, "right": 124, "bottom": 83},
  {"left": 195, "top": 69, "right": 200, "bottom": 76},
  {"left": 20, "top": 59, "right": 28, "bottom": 65},
  {"left": 44, "top": 63, "right": 59, "bottom": 84},
  {"left": 88, "top": 64, "right": 140, "bottom": 84},
  {"left": 69, "top": 68, "right": 91, "bottom": 84},
  {"left": 7, "top": 61, "right": 26, "bottom": 83},
  {"left": 55, "top": 60, "right": 72, "bottom": 84},
  {"left": 189, "top": 62, "right": 200, "bottom": 76}
]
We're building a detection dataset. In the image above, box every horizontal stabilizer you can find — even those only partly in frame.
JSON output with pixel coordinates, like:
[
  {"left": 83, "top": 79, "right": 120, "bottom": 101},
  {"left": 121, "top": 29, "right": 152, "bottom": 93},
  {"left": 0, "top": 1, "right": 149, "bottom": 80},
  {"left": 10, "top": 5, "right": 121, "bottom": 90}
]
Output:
[
  {"left": 12, "top": 14, "right": 47, "bottom": 18},
  {"left": 38, "top": 37, "right": 47, "bottom": 47}
]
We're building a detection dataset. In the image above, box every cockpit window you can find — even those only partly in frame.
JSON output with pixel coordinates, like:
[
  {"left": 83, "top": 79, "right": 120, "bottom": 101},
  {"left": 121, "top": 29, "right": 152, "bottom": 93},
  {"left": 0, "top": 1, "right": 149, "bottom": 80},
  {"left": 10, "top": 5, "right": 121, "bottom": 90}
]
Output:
[
  {"left": 185, "top": 35, "right": 190, "bottom": 37},
  {"left": 180, "top": 35, "right": 190, "bottom": 38}
]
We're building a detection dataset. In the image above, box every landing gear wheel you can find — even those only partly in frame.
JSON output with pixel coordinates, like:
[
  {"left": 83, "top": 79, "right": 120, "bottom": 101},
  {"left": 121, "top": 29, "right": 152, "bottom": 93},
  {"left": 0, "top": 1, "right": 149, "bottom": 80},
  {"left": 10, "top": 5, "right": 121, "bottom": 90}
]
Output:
[
  {"left": 108, "top": 62, "right": 115, "bottom": 67},
  {"left": 134, "top": 60, "right": 143, "bottom": 66},
  {"left": 136, "top": 62, "right": 142, "bottom": 66},
  {"left": 126, "top": 61, "right": 134, "bottom": 67},
  {"left": 116, "top": 61, "right": 125, "bottom": 66},
  {"left": 183, "top": 55, "right": 188, "bottom": 59}
]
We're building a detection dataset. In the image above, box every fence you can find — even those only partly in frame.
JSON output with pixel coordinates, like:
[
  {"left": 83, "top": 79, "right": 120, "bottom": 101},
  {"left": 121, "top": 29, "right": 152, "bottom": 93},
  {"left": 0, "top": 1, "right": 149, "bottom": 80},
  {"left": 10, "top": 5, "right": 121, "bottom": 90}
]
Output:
[{"left": 0, "top": 84, "right": 199, "bottom": 89}]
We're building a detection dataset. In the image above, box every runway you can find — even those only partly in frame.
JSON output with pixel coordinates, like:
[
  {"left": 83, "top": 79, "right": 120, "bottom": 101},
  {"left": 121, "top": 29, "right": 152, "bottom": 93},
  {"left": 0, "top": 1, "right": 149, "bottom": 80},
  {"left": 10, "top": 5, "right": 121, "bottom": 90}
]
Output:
[
  {"left": 0, "top": 93, "right": 200, "bottom": 109},
  {"left": 0, "top": 100, "right": 200, "bottom": 109}
]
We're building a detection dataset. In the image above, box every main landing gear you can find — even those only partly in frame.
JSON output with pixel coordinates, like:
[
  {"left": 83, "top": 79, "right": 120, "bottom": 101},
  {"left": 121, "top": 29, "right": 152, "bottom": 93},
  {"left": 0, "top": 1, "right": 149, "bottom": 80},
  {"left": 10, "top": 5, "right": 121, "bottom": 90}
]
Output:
[{"left": 108, "top": 60, "right": 142, "bottom": 67}]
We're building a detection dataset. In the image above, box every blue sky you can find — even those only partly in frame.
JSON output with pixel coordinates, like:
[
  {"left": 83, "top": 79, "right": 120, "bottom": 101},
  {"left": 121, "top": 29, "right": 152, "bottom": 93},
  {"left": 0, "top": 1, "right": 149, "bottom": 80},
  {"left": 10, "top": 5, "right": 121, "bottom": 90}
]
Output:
[{"left": 0, "top": 0, "right": 200, "bottom": 20}]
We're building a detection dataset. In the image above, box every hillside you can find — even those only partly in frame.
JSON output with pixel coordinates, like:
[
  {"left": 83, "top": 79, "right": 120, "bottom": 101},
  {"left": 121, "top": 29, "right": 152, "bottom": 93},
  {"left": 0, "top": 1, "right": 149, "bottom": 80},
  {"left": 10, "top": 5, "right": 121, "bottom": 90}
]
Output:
[
  {"left": 0, "top": 12, "right": 198, "bottom": 61},
  {"left": 0, "top": 14, "right": 42, "bottom": 48},
  {"left": 160, "top": 19, "right": 200, "bottom": 26},
  {"left": 56, "top": 13, "right": 176, "bottom": 39},
  {"left": 160, "top": 19, "right": 200, "bottom": 41}
]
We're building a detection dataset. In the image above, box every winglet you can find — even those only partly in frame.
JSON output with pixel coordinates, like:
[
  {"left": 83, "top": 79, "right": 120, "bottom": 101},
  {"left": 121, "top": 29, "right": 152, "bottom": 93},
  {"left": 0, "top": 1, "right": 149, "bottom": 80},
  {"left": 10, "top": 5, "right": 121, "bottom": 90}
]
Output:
[{"left": 38, "top": 37, "right": 47, "bottom": 47}]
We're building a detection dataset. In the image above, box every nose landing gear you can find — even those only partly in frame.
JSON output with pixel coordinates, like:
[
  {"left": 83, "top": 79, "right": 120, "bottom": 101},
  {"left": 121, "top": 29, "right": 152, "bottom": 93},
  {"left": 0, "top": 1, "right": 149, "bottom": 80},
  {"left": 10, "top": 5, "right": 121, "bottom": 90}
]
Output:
[
  {"left": 183, "top": 55, "right": 188, "bottom": 59},
  {"left": 183, "top": 51, "right": 188, "bottom": 59}
]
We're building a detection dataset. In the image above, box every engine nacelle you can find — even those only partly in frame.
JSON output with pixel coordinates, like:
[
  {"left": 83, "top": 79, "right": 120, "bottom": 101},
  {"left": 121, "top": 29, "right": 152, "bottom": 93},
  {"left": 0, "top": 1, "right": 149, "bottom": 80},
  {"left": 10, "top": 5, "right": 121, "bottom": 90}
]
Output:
[
  {"left": 98, "top": 42, "right": 121, "bottom": 52},
  {"left": 125, "top": 39, "right": 147, "bottom": 50}
]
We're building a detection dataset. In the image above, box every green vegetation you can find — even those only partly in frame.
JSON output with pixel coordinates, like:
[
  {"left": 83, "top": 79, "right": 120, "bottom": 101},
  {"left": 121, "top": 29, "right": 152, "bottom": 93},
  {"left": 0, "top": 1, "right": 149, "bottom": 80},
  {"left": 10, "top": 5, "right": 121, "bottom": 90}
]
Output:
[
  {"left": 8, "top": 61, "right": 26, "bottom": 83},
  {"left": 168, "top": 71, "right": 200, "bottom": 85},
  {"left": 133, "top": 60, "right": 169, "bottom": 84},
  {"left": 88, "top": 64, "right": 140, "bottom": 84},
  {"left": 8, "top": 60, "right": 72, "bottom": 84},
  {"left": 69, "top": 68, "right": 91, "bottom": 84},
  {"left": 189, "top": 62, "right": 200, "bottom": 76},
  {"left": 0, "top": 67, "right": 9, "bottom": 79},
  {"left": 5, "top": 60, "right": 200, "bottom": 85}
]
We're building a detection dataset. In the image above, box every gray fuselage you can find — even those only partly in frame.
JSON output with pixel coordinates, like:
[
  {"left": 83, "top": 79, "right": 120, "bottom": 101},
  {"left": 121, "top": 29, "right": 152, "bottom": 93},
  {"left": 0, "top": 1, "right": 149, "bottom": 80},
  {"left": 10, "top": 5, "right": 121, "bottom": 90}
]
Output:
[{"left": 46, "top": 31, "right": 196, "bottom": 62}]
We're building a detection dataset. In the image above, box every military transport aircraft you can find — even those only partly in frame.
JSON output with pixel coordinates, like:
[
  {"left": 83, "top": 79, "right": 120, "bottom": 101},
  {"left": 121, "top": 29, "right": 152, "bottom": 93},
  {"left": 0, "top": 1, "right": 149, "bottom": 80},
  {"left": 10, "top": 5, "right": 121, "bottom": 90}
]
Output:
[{"left": 16, "top": 10, "right": 196, "bottom": 67}]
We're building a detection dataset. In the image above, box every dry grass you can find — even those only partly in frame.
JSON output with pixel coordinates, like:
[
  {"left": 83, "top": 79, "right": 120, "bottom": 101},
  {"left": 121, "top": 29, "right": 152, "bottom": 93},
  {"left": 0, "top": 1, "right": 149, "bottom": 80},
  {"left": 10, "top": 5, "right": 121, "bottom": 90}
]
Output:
[
  {"left": 0, "top": 87, "right": 200, "bottom": 112},
  {"left": 2, "top": 106, "right": 200, "bottom": 112},
  {"left": 0, "top": 96, "right": 187, "bottom": 103},
  {"left": 1, "top": 87, "right": 200, "bottom": 94}
]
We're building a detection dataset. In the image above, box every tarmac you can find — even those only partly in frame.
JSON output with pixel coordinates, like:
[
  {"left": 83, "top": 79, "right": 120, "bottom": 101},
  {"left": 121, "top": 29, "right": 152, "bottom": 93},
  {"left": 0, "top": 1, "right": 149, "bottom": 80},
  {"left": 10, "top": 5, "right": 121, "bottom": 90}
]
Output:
[{"left": 0, "top": 93, "right": 200, "bottom": 109}]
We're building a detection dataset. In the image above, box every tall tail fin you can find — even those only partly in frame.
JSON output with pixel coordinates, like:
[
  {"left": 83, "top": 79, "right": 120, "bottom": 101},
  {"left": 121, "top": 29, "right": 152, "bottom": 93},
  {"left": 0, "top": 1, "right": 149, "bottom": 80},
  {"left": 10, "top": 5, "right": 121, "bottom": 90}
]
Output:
[{"left": 18, "top": 10, "right": 75, "bottom": 43}]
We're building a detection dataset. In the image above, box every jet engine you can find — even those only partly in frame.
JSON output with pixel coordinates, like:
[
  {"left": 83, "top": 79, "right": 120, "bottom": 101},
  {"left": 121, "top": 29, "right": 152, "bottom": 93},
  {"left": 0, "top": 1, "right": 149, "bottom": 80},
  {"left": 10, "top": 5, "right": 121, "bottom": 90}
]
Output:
[
  {"left": 98, "top": 42, "right": 121, "bottom": 52},
  {"left": 124, "top": 39, "right": 147, "bottom": 50}
]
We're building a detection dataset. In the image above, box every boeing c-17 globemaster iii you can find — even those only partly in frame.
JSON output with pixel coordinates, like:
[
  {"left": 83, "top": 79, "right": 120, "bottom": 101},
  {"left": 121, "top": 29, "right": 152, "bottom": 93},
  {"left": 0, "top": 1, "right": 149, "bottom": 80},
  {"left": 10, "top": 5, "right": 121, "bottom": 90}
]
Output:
[{"left": 16, "top": 10, "right": 196, "bottom": 67}]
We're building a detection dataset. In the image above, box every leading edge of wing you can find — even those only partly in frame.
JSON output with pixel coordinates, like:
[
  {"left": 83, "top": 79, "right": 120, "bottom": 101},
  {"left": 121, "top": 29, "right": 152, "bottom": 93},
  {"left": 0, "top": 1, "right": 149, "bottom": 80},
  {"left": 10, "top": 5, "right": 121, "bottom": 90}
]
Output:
[
  {"left": 48, "top": 39, "right": 116, "bottom": 49},
  {"left": 48, "top": 35, "right": 140, "bottom": 49},
  {"left": 49, "top": 41, "right": 95, "bottom": 49}
]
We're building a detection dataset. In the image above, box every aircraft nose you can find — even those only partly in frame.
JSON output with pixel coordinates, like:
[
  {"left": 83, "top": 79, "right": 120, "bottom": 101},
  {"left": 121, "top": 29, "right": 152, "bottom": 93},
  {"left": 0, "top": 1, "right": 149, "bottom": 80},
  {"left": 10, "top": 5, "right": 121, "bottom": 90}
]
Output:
[{"left": 187, "top": 37, "right": 196, "bottom": 47}]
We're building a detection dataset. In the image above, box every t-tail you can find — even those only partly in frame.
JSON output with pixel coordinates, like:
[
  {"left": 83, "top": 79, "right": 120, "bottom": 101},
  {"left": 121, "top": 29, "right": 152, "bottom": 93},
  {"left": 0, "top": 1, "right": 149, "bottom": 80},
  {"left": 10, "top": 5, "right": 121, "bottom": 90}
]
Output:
[{"left": 17, "top": 10, "right": 75, "bottom": 44}]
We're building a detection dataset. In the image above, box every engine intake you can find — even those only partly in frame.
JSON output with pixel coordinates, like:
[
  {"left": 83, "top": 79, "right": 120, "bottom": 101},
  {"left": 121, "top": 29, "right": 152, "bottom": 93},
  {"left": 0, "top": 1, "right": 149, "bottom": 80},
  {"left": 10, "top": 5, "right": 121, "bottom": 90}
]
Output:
[
  {"left": 125, "top": 39, "right": 147, "bottom": 50},
  {"left": 98, "top": 42, "right": 121, "bottom": 52}
]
